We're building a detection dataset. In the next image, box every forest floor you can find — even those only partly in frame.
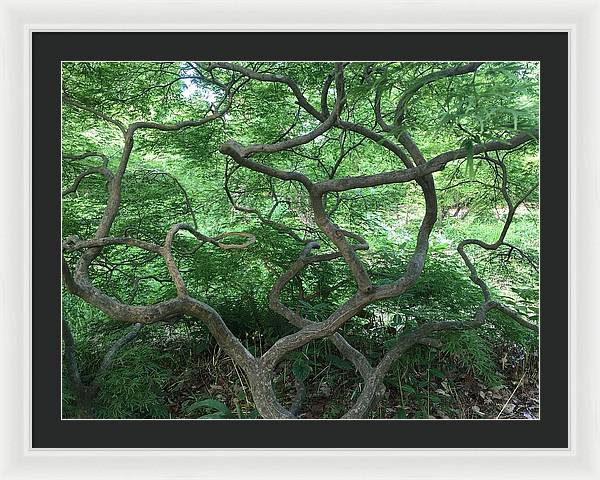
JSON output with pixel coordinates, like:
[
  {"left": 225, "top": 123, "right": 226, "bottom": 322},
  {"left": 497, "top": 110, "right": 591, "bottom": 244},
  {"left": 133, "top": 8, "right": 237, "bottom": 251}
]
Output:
[
  {"left": 162, "top": 338, "right": 539, "bottom": 420},
  {"left": 298, "top": 346, "right": 539, "bottom": 420}
]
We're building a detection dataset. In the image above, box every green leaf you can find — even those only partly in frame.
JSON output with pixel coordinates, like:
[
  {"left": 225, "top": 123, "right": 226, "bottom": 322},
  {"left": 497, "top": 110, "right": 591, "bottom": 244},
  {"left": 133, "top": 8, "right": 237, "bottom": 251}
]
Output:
[
  {"left": 193, "top": 341, "right": 209, "bottom": 354},
  {"left": 326, "top": 354, "right": 354, "bottom": 371},
  {"left": 186, "top": 398, "right": 234, "bottom": 418},
  {"left": 292, "top": 358, "right": 312, "bottom": 381},
  {"left": 394, "top": 408, "right": 407, "bottom": 419},
  {"left": 461, "top": 139, "right": 475, "bottom": 179},
  {"left": 401, "top": 384, "right": 416, "bottom": 395}
]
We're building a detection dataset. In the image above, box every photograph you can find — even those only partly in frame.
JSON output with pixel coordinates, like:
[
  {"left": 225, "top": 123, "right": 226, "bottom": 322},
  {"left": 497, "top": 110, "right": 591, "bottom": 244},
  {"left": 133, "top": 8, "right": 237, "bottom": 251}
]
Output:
[{"left": 60, "top": 60, "right": 541, "bottom": 421}]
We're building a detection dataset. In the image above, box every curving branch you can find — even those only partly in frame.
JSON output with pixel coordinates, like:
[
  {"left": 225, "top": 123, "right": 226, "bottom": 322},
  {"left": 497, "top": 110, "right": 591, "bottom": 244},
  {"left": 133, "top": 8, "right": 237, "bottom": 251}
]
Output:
[
  {"left": 63, "top": 95, "right": 127, "bottom": 134},
  {"left": 138, "top": 170, "right": 199, "bottom": 229},
  {"left": 455, "top": 154, "right": 539, "bottom": 331},
  {"left": 393, "top": 62, "right": 483, "bottom": 126},
  {"left": 62, "top": 316, "right": 142, "bottom": 417},
  {"left": 289, "top": 371, "right": 307, "bottom": 417},
  {"left": 62, "top": 151, "right": 114, "bottom": 197},
  {"left": 314, "top": 132, "right": 537, "bottom": 194},
  {"left": 219, "top": 63, "right": 346, "bottom": 186},
  {"left": 223, "top": 164, "right": 307, "bottom": 244},
  {"left": 63, "top": 235, "right": 163, "bottom": 254},
  {"left": 98, "top": 323, "right": 143, "bottom": 375},
  {"left": 63, "top": 151, "right": 110, "bottom": 166},
  {"left": 207, "top": 62, "right": 324, "bottom": 120},
  {"left": 62, "top": 316, "right": 83, "bottom": 393},
  {"left": 489, "top": 301, "right": 538, "bottom": 332},
  {"left": 62, "top": 165, "right": 114, "bottom": 197},
  {"left": 267, "top": 241, "right": 373, "bottom": 378}
]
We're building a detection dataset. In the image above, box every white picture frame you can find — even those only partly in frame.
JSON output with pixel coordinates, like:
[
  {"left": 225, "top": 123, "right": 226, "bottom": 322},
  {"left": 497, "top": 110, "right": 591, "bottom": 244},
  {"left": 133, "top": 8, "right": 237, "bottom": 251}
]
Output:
[{"left": 1, "top": 0, "right": 597, "bottom": 478}]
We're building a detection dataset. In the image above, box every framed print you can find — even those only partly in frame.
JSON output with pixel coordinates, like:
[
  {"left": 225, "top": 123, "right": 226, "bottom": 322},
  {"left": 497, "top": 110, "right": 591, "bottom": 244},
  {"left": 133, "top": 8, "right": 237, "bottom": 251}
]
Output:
[{"left": 1, "top": 0, "right": 598, "bottom": 479}]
